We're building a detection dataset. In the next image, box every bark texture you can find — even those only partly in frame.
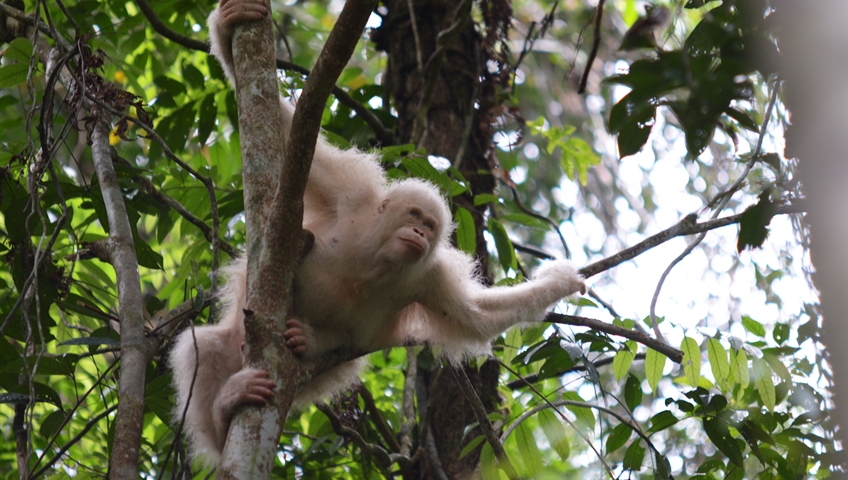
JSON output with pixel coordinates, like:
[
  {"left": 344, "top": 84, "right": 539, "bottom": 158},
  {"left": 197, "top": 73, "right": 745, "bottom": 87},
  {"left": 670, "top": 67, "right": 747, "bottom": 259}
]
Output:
[{"left": 375, "top": 0, "right": 507, "bottom": 476}]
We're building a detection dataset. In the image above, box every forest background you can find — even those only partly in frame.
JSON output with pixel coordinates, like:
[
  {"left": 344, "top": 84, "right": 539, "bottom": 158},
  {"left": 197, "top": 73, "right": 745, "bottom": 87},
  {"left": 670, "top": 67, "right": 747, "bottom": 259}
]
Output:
[{"left": 0, "top": 0, "right": 846, "bottom": 478}]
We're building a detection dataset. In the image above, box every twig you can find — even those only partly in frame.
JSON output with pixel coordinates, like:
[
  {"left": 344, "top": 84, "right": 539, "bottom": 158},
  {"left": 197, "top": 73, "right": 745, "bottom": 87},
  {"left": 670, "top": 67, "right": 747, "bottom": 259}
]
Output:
[
  {"left": 359, "top": 386, "right": 402, "bottom": 453},
  {"left": 135, "top": 0, "right": 209, "bottom": 51},
  {"left": 406, "top": 0, "right": 423, "bottom": 72},
  {"left": 648, "top": 79, "right": 782, "bottom": 340},
  {"left": 514, "top": 242, "right": 554, "bottom": 260},
  {"left": 502, "top": 398, "right": 660, "bottom": 465},
  {"left": 30, "top": 362, "right": 117, "bottom": 475},
  {"left": 587, "top": 287, "right": 622, "bottom": 319},
  {"left": 504, "top": 182, "right": 570, "bottom": 258},
  {"left": 578, "top": 0, "right": 605, "bottom": 94},
  {"left": 499, "top": 361, "right": 615, "bottom": 477},
  {"left": 449, "top": 366, "right": 519, "bottom": 479},
  {"left": 0, "top": 214, "right": 65, "bottom": 337},
  {"left": 505, "top": 353, "right": 646, "bottom": 389},
  {"left": 545, "top": 313, "right": 683, "bottom": 363},
  {"left": 111, "top": 154, "right": 237, "bottom": 258},
  {"left": 316, "top": 403, "right": 410, "bottom": 476},
  {"left": 29, "top": 405, "right": 118, "bottom": 478},
  {"left": 577, "top": 203, "right": 802, "bottom": 279}
]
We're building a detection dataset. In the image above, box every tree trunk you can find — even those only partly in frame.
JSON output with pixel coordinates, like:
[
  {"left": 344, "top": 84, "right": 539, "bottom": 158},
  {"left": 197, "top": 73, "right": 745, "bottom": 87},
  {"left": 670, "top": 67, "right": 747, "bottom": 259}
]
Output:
[{"left": 376, "top": 0, "right": 507, "bottom": 476}]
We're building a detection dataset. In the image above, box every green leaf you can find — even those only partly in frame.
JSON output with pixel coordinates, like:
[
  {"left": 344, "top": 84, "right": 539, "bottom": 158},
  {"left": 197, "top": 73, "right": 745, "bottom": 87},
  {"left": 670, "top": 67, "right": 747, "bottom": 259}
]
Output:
[
  {"left": 560, "top": 136, "right": 600, "bottom": 185},
  {"left": 623, "top": 440, "right": 646, "bottom": 471},
  {"left": 197, "top": 94, "right": 217, "bottom": 146},
  {"left": 502, "top": 327, "right": 521, "bottom": 366},
  {"left": 753, "top": 357, "right": 775, "bottom": 411},
  {"left": 459, "top": 435, "right": 485, "bottom": 459},
  {"left": 454, "top": 207, "right": 476, "bottom": 255},
  {"left": 772, "top": 322, "right": 790, "bottom": 345},
  {"left": 538, "top": 409, "right": 570, "bottom": 461},
  {"left": 730, "top": 348, "right": 749, "bottom": 390},
  {"left": 513, "top": 423, "right": 542, "bottom": 477},
  {"left": 0, "top": 63, "right": 28, "bottom": 88},
  {"left": 613, "top": 345, "right": 636, "bottom": 381},
  {"left": 5, "top": 38, "right": 34, "bottom": 62},
  {"left": 606, "top": 423, "right": 632, "bottom": 454},
  {"left": 563, "top": 392, "right": 595, "bottom": 431},
  {"left": 39, "top": 410, "right": 66, "bottom": 440},
  {"left": 487, "top": 217, "right": 516, "bottom": 272},
  {"left": 473, "top": 193, "right": 498, "bottom": 206},
  {"left": 707, "top": 338, "right": 732, "bottom": 392},
  {"left": 757, "top": 153, "right": 781, "bottom": 173},
  {"left": 624, "top": 374, "right": 643, "bottom": 411},
  {"left": 645, "top": 348, "right": 666, "bottom": 392},
  {"left": 654, "top": 450, "right": 672, "bottom": 479},
  {"left": 726, "top": 107, "right": 759, "bottom": 132},
  {"left": 647, "top": 411, "right": 678, "bottom": 433},
  {"left": 703, "top": 417, "right": 743, "bottom": 467},
  {"left": 609, "top": 93, "right": 657, "bottom": 158},
  {"left": 681, "top": 336, "right": 701, "bottom": 387},
  {"left": 479, "top": 443, "right": 498, "bottom": 480},
  {"left": 742, "top": 315, "right": 766, "bottom": 337},
  {"left": 763, "top": 354, "right": 792, "bottom": 384},
  {"left": 737, "top": 190, "right": 777, "bottom": 252}
]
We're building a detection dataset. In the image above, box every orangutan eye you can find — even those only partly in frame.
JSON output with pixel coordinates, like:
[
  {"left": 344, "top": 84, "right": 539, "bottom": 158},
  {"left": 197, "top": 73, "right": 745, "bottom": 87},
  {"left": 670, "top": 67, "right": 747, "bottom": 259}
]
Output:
[
  {"left": 424, "top": 221, "right": 435, "bottom": 231},
  {"left": 410, "top": 209, "right": 422, "bottom": 220}
]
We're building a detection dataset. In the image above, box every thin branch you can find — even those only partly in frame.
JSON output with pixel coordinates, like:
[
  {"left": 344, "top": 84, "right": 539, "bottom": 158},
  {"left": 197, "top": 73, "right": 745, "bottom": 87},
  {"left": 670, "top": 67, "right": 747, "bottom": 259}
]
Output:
[
  {"left": 587, "top": 287, "right": 622, "bottom": 319},
  {"left": 29, "top": 405, "right": 118, "bottom": 478},
  {"left": 504, "top": 182, "right": 571, "bottom": 258},
  {"left": 499, "top": 361, "right": 615, "bottom": 477},
  {"left": 545, "top": 313, "right": 683, "bottom": 363},
  {"left": 505, "top": 353, "right": 646, "bottom": 389},
  {"left": 0, "top": 3, "right": 69, "bottom": 50},
  {"left": 577, "top": 204, "right": 803, "bottom": 279},
  {"left": 93, "top": 120, "right": 150, "bottom": 479},
  {"left": 648, "top": 79, "right": 783, "bottom": 339},
  {"left": 359, "top": 386, "right": 402, "bottom": 453},
  {"left": 578, "top": 0, "right": 605, "bottom": 94},
  {"left": 514, "top": 242, "right": 554, "bottom": 260},
  {"left": 134, "top": 0, "right": 209, "bottom": 51},
  {"left": 502, "top": 399, "right": 661, "bottom": 464},
  {"left": 79, "top": 85, "right": 227, "bottom": 288},
  {"left": 111, "top": 154, "right": 237, "bottom": 258},
  {"left": 449, "top": 366, "right": 519, "bottom": 479},
  {"left": 406, "top": 0, "right": 423, "bottom": 72},
  {"left": 0, "top": 214, "right": 65, "bottom": 337},
  {"left": 316, "top": 403, "right": 410, "bottom": 476},
  {"left": 30, "top": 362, "right": 118, "bottom": 475}
]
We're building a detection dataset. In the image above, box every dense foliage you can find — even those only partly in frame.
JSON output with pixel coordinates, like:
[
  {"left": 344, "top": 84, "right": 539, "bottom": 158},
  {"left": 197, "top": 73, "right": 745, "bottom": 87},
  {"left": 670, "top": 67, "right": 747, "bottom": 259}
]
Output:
[{"left": 0, "top": 0, "right": 840, "bottom": 477}]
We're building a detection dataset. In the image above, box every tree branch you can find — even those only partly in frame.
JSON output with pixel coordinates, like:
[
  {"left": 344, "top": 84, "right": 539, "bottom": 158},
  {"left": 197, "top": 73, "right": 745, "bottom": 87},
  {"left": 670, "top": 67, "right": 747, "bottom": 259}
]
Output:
[
  {"left": 577, "top": 0, "right": 605, "bottom": 94},
  {"left": 449, "top": 366, "right": 519, "bottom": 479},
  {"left": 92, "top": 120, "right": 151, "bottom": 479},
  {"left": 316, "top": 403, "right": 411, "bottom": 476},
  {"left": 359, "top": 386, "right": 402, "bottom": 453},
  {"left": 578, "top": 204, "right": 803, "bottom": 279},
  {"left": 545, "top": 314, "right": 683, "bottom": 363},
  {"left": 111, "top": 154, "right": 237, "bottom": 259},
  {"left": 505, "top": 353, "right": 647, "bottom": 389}
]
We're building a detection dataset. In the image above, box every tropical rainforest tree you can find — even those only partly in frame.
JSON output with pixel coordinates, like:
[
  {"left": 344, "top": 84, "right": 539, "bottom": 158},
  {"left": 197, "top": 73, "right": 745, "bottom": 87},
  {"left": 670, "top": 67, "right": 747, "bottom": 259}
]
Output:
[{"left": 0, "top": 0, "right": 843, "bottom": 477}]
